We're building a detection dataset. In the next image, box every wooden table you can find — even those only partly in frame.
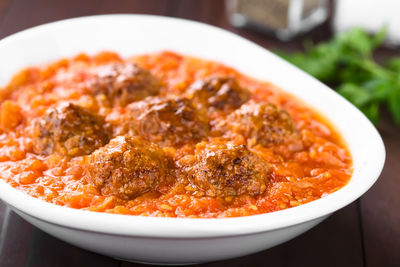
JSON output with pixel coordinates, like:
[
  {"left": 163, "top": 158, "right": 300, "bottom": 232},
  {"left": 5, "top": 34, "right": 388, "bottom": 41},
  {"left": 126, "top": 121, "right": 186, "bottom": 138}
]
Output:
[{"left": 0, "top": 1, "right": 398, "bottom": 266}]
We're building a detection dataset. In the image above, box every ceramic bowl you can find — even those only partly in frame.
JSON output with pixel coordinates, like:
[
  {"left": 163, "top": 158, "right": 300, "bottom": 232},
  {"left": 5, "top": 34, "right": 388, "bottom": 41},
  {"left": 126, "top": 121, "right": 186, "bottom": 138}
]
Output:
[{"left": 0, "top": 15, "right": 385, "bottom": 265}]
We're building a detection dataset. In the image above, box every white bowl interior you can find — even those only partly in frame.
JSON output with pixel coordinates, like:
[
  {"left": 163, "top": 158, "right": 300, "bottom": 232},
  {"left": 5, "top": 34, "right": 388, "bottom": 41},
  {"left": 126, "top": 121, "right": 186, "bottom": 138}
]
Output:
[{"left": 0, "top": 15, "right": 385, "bottom": 238}]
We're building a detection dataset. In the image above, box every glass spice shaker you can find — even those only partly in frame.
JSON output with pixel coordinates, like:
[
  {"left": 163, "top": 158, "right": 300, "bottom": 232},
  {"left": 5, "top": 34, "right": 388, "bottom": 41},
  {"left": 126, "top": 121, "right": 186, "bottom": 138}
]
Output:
[{"left": 226, "top": 0, "right": 329, "bottom": 41}]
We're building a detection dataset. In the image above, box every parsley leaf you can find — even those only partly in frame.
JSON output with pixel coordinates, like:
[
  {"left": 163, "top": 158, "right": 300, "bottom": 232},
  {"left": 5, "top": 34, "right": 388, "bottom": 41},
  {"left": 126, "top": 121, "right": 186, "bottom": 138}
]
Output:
[{"left": 277, "top": 27, "right": 400, "bottom": 125}]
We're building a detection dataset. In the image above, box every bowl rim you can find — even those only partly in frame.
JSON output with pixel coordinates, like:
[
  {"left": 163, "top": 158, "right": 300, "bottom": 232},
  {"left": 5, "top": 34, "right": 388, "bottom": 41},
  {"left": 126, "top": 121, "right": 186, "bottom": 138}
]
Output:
[{"left": 0, "top": 14, "right": 385, "bottom": 238}]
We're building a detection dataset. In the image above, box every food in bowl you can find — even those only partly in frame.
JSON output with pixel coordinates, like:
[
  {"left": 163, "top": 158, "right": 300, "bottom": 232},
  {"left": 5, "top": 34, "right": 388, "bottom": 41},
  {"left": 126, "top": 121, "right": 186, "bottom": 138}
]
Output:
[{"left": 0, "top": 51, "right": 352, "bottom": 218}]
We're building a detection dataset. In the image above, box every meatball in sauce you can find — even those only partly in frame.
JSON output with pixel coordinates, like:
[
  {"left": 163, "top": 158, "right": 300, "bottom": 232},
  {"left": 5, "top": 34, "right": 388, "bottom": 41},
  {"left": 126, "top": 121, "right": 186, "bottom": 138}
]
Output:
[
  {"left": 85, "top": 136, "right": 174, "bottom": 200},
  {"left": 87, "top": 63, "right": 161, "bottom": 107},
  {"left": 32, "top": 102, "right": 109, "bottom": 157},
  {"left": 187, "top": 76, "right": 250, "bottom": 115},
  {"left": 220, "top": 101, "right": 303, "bottom": 152},
  {"left": 115, "top": 97, "right": 209, "bottom": 147},
  {"left": 180, "top": 139, "right": 270, "bottom": 198}
]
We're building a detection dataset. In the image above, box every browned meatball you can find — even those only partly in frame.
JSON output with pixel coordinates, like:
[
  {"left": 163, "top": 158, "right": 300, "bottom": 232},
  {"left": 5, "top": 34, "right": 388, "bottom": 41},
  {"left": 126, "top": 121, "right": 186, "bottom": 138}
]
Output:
[
  {"left": 85, "top": 136, "right": 173, "bottom": 200},
  {"left": 182, "top": 140, "right": 270, "bottom": 197},
  {"left": 186, "top": 76, "right": 250, "bottom": 113},
  {"left": 222, "top": 101, "right": 303, "bottom": 151},
  {"left": 88, "top": 63, "right": 161, "bottom": 106},
  {"left": 116, "top": 97, "right": 209, "bottom": 147},
  {"left": 32, "top": 103, "right": 109, "bottom": 157}
]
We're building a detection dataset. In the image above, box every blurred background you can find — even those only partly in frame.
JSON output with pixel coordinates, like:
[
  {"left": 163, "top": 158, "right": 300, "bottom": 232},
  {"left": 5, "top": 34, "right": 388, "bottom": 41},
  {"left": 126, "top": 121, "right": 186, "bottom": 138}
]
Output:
[{"left": 0, "top": 0, "right": 398, "bottom": 267}]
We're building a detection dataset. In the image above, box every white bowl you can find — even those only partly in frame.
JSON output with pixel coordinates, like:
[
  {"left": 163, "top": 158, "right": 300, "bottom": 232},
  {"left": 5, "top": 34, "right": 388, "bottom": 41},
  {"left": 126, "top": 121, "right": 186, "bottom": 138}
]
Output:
[{"left": 0, "top": 15, "right": 385, "bottom": 265}]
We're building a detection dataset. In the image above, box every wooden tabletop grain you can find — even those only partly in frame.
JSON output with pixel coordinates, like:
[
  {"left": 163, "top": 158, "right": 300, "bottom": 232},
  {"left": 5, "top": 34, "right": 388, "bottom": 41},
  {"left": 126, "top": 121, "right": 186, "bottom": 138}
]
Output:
[{"left": 0, "top": 1, "right": 398, "bottom": 266}]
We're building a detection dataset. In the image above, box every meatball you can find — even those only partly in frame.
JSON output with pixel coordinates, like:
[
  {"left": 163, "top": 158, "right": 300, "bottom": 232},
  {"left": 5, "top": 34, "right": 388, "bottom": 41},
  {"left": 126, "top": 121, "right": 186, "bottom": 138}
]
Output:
[
  {"left": 85, "top": 136, "right": 173, "bottom": 200},
  {"left": 116, "top": 97, "right": 209, "bottom": 147},
  {"left": 87, "top": 63, "right": 161, "bottom": 106},
  {"left": 222, "top": 101, "right": 303, "bottom": 151},
  {"left": 186, "top": 76, "right": 250, "bottom": 113},
  {"left": 183, "top": 140, "right": 270, "bottom": 197},
  {"left": 32, "top": 103, "right": 109, "bottom": 157}
]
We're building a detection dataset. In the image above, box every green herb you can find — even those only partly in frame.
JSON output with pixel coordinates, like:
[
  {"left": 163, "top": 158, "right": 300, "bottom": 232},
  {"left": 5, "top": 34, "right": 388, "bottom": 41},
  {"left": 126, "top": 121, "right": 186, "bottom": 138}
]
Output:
[{"left": 277, "top": 28, "right": 400, "bottom": 125}]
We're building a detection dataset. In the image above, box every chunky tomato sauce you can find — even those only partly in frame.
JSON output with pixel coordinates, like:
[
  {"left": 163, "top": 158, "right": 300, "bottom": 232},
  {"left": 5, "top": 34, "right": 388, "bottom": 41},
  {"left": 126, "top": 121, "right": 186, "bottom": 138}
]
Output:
[{"left": 0, "top": 51, "right": 352, "bottom": 218}]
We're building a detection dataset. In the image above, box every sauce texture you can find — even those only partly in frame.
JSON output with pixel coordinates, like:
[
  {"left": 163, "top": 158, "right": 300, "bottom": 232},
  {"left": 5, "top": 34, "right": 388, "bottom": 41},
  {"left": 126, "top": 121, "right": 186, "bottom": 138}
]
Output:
[{"left": 0, "top": 51, "right": 352, "bottom": 218}]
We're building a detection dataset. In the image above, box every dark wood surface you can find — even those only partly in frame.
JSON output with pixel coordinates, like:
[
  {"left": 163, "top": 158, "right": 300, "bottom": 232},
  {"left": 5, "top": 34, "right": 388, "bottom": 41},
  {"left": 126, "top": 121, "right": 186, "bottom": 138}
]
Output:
[{"left": 0, "top": 1, "right": 398, "bottom": 266}]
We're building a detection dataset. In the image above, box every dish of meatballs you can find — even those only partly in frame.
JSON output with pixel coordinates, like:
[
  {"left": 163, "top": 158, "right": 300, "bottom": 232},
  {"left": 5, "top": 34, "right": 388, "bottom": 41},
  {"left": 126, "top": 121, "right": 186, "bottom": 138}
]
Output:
[{"left": 0, "top": 51, "right": 352, "bottom": 218}]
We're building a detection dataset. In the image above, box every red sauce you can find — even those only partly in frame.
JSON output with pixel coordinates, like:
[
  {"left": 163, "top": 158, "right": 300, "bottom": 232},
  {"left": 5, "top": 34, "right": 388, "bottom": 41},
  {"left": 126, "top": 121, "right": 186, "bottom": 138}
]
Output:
[{"left": 0, "top": 51, "right": 352, "bottom": 218}]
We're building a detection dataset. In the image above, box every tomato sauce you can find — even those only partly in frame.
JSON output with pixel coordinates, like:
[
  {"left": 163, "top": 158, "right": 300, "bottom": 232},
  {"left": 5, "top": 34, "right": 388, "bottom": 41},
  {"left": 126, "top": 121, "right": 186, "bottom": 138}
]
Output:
[{"left": 0, "top": 51, "right": 352, "bottom": 218}]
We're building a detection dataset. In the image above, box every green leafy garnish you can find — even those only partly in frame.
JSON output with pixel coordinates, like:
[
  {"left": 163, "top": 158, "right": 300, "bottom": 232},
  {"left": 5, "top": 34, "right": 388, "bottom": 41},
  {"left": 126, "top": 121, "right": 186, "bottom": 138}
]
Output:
[{"left": 277, "top": 27, "right": 400, "bottom": 125}]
